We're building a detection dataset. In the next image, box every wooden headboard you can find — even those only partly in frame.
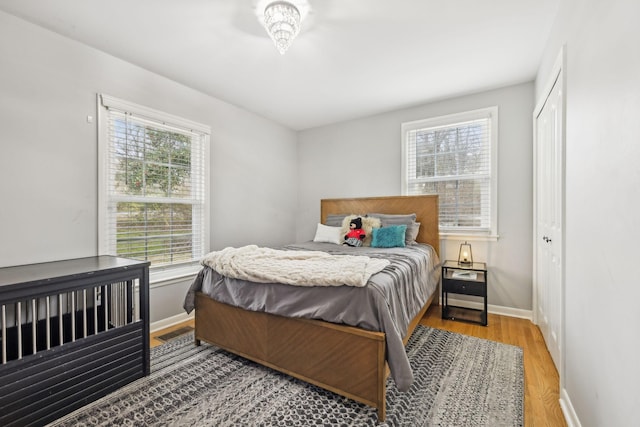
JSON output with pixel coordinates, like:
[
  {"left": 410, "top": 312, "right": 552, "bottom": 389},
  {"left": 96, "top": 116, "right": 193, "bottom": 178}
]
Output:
[{"left": 320, "top": 195, "right": 439, "bottom": 255}]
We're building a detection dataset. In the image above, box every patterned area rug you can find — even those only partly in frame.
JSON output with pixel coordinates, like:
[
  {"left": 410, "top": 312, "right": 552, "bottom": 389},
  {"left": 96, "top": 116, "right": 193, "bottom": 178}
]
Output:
[{"left": 48, "top": 325, "right": 523, "bottom": 426}]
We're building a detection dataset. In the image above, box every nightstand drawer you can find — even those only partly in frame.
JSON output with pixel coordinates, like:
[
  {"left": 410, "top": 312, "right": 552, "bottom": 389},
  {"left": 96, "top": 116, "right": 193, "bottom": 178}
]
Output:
[{"left": 443, "top": 279, "right": 486, "bottom": 297}]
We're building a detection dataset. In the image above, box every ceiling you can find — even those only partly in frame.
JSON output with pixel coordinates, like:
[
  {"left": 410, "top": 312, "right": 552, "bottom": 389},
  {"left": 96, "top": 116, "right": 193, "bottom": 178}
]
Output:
[{"left": 0, "top": 0, "right": 559, "bottom": 130}]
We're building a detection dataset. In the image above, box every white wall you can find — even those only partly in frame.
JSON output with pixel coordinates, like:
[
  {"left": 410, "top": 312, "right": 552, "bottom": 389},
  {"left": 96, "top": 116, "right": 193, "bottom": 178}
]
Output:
[
  {"left": 5, "top": 3, "right": 640, "bottom": 423},
  {"left": 297, "top": 83, "right": 534, "bottom": 312},
  {"left": 0, "top": 11, "right": 298, "bottom": 322},
  {"left": 536, "top": 0, "right": 640, "bottom": 425}
]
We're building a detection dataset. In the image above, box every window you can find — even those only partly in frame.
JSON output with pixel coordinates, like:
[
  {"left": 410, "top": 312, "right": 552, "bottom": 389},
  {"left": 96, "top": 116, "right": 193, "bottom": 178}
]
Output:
[
  {"left": 98, "top": 94, "right": 210, "bottom": 279},
  {"left": 401, "top": 107, "right": 498, "bottom": 237}
]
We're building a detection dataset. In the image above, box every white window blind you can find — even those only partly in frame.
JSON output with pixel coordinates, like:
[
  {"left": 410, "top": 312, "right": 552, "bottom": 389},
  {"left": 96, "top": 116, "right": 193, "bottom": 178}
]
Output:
[
  {"left": 98, "top": 95, "right": 210, "bottom": 272},
  {"left": 402, "top": 107, "right": 498, "bottom": 235}
]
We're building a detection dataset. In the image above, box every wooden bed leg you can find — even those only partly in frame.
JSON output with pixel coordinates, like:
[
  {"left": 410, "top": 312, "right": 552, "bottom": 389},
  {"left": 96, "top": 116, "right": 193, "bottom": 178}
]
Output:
[
  {"left": 195, "top": 338, "right": 201, "bottom": 346},
  {"left": 378, "top": 402, "right": 386, "bottom": 422}
]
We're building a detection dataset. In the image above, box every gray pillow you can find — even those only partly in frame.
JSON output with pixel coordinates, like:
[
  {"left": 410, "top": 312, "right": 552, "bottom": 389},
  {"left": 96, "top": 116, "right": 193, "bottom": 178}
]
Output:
[
  {"left": 367, "top": 213, "right": 417, "bottom": 225},
  {"left": 325, "top": 214, "right": 349, "bottom": 227},
  {"left": 367, "top": 213, "right": 419, "bottom": 245},
  {"left": 406, "top": 222, "right": 421, "bottom": 245}
]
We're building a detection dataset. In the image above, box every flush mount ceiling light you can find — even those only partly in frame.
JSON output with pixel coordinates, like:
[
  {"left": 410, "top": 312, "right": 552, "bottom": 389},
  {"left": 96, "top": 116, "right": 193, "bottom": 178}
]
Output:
[{"left": 262, "top": 1, "right": 301, "bottom": 54}]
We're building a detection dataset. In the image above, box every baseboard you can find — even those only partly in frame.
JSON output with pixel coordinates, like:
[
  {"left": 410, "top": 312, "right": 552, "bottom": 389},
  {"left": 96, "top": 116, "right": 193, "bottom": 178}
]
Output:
[
  {"left": 560, "top": 388, "right": 581, "bottom": 427},
  {"left": 445, "top": 297, "right": 533, "bottom": 320},
  {"left": 150, "top": 311, "right": 194, "bottom": 333}
]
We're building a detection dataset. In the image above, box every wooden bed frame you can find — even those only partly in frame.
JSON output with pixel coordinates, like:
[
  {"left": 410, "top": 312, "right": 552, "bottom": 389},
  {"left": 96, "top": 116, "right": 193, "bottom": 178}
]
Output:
[{"left": 194, "top": 195, "right": 439, "bottom": 421}]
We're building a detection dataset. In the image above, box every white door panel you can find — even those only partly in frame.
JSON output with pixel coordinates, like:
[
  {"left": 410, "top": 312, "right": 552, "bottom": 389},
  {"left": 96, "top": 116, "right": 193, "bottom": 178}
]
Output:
[{"left": 535, "top": 71, "right": 563, "bottom": 372}]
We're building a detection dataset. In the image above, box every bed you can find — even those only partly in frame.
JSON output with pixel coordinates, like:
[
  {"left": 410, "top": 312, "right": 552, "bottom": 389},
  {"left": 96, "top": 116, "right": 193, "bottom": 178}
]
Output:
[{"left": 183, "top": 195, "right": 440, "bottom": 421}]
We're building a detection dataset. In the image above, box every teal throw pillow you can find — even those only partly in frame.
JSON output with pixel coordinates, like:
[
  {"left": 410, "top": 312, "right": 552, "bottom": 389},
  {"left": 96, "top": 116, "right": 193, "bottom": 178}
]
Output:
[{"left": 371, "top": 225, "right": 407, "bottom": 248}]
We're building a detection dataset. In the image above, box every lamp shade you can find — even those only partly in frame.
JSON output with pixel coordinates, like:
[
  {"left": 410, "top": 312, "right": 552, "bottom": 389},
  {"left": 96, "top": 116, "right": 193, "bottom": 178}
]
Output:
[{"left": 458, "top": 242, "right": 473, "bottom": 266}]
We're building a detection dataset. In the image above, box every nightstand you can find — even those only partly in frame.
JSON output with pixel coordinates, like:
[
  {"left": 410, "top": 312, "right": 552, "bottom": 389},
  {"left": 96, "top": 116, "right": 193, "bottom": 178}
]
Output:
[{"left": 441, "top": 260, "right": 488, "bottom": 326}]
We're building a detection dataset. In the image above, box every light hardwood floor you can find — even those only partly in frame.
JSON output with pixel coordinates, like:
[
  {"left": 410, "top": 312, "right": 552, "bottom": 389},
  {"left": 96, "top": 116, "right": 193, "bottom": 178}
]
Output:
[
  {"left": 150, "top": 306, "right": 566, "bottom": 426},
  {"left": 150, "top": 320, "right": 195, "bottom": 348}
]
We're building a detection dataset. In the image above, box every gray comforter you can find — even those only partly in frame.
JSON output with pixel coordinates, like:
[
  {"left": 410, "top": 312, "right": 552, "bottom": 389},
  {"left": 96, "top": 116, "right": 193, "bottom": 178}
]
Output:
[{"left": 183, "top": 241, "right": 440, "bottom": 391}]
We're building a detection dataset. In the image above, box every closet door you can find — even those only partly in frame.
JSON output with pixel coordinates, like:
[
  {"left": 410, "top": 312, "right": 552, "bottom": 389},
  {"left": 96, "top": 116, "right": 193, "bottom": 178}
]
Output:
[{"left": 534, "top": 69, "right": 564, "bottom": 372}]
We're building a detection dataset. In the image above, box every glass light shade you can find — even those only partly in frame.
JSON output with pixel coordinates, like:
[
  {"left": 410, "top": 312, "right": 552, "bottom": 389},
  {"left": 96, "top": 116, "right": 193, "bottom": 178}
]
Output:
[
  {"left": 263, "top": 1, "right": 300, "bottom": 54},
  {"left": 458, "top": 242, "right": 473, "bottom": 266}
]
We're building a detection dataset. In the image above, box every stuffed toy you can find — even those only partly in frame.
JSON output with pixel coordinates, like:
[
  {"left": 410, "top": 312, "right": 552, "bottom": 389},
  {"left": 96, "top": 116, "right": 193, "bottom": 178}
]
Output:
[{"left": 343, "top": 217, "right": 366, "bottom": 247}]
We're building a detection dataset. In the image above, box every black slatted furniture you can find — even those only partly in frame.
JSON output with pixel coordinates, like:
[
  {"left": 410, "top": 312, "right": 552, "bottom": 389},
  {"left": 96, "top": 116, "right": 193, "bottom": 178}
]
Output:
[{"left": 0, "top": 256, "right": 150, "bottom": 427}]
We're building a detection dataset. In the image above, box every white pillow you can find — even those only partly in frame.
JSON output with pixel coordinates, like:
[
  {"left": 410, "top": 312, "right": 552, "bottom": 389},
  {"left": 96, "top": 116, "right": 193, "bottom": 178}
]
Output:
[{"left": 313, "top": 223, "right": 343, "bottom": 244}]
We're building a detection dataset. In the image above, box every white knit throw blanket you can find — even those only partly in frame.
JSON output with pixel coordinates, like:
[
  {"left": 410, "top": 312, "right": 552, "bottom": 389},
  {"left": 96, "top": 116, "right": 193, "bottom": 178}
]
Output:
[{"left": 201, "top": 245, "right": 390, "bottom": 287}]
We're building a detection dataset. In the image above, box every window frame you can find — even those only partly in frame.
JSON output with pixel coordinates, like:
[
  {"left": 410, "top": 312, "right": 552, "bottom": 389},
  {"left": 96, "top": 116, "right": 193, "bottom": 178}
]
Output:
[
  {"left": 97, "top": 94, "right": 210, "bottom": 282},
  {"left": 401, "top": 107, "right": 498, "bottom": 240}
]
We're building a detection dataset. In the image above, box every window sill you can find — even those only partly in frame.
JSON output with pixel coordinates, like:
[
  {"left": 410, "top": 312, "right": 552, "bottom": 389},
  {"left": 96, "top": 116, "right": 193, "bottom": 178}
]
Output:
[
  {"left": 440, "top": 232, "right": 499, "bottom": 242},
  {"left": 150, "top": 264, "right": 201, "bottom": 287}
]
